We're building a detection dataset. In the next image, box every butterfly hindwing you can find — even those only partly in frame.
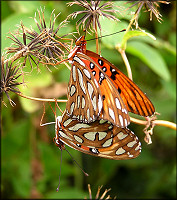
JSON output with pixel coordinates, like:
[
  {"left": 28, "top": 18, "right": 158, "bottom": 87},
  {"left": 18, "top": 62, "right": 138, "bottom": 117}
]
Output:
[{"left": 55, "top": 112, "right": 141, "bottom": 160}]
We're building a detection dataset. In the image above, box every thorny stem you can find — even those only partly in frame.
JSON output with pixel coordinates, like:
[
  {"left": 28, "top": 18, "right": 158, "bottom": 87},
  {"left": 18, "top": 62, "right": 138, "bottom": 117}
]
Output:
[
  {"left": 130, "top": 117, "right": 176, "bottom": 130},
  {"left": 4, "top": 50, "right": 26, "bottom": 64}
]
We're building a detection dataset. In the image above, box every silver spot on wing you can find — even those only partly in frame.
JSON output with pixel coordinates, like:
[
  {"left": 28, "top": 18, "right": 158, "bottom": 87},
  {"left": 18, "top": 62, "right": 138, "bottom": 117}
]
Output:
[
  {"left": 77, "top": 68, "right": 86, "bottom": 94},
  {"left": 83, "top": 68, "right": 91, "bottom": 79},
  {"left": 70, "top": 85, "right": 76, "bottom": 97}
]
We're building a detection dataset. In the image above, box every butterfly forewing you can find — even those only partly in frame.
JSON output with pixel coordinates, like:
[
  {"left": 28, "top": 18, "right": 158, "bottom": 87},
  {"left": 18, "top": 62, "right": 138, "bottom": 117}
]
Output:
[
  {"left": 55, "top": 112, "right": 141, "bottom": 160},
  {"left": 86, "top": 50, "right": 155, "bottom": 117},
  {"left": 66, "top": 59, "right": 103, "bottom": 123},
  {"left": 66, "top": 36, "right": 155, "bottom": 128},
  {"left": 75, "top": 53, "right": 130, "bottom": 127}
]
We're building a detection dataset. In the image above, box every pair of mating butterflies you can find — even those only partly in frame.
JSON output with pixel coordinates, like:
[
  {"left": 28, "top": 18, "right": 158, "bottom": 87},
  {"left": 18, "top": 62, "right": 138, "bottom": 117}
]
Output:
[{"left": 54, "top": 36, "right": 155, "bottom": 160}]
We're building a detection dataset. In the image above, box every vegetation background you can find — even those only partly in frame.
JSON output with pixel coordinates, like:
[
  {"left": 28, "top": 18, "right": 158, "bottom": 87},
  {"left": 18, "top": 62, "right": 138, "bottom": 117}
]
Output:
[{"left": 1, "top": 1, "right": 176, "bottom": 199}]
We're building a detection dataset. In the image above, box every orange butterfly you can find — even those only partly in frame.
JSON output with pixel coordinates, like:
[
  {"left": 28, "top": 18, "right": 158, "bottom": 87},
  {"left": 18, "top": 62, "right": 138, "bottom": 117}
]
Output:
[{"left": 66, "top": 36, "right": 155, "bottom": 127}]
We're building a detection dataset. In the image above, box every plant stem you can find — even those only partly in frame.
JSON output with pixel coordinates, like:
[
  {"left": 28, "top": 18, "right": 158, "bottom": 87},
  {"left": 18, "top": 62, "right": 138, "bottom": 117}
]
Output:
[
  {"left": 17, "top": 92, "right": 67, "bottom": 103},
  {"left": 12, "top": 93, "right": 177, "bottom": 131},
  {"left": 95, "top": 22, "right": 99, "bottom": 54},
  {"left": 126, "top": 12, "right": 139, "bottom": 33},
  {"left": 118, "top": 48, "right": 133, "bottom": 80},
  {"left": 130, "top": 117, "right": 176, "bottom": 130}
]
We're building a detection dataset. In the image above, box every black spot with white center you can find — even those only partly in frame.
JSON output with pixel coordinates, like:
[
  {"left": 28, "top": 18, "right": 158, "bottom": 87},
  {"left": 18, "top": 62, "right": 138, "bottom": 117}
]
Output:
[
  {"left": 92, "top": 70, "right": 96, "bottom": 76},
  {"left": 98, "top": 59, "right": 104, "bottom": 66},
  {"left": 102, "top": 95, "right": 105, "bottom": 100},
  {"left": 102, "top": 66, "right": 107, "bottom": 72},
  {"left": 110, "top": 66, "right": 118, "bottom": 80},
  {"left": 99, "top": 71, "right": 105, "bottom": 84},
  {"left": 90, "top": 62, "right": 95, "bottom": 69},
  {"left": 76, "top": 144, "right": 81, "bottom": 147},
  {"left": 90, "top": 148, "right": 99, "bottom": 154}
]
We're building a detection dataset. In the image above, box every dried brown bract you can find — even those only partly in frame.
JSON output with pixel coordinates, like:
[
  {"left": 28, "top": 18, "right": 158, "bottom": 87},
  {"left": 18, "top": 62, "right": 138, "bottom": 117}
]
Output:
[
  {"left": 126, "top": 0, "right": 170, "bottom": 28},
  {"left": 6, "top": 25, "right": 48, "bottom": 69},
  {"left": 67, "top": 0, "right": 119, "bottom": 35},
  {"left": 1, "top": 57, "right": 24, "bottom": 106},
  {"left": 86, "top": 184, "right": 114, "bottom": 199},
  {"left": 6, "top": 8, "right": 70, "bottom": 69},
  {"left": 27, "top": 8, "right": 70, "bottom": 60}
]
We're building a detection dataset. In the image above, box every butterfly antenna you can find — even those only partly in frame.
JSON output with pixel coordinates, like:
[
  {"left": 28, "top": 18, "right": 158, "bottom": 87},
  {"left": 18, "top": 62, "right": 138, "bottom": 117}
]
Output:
[
  {"left": 87, "top": 29, "right": 126, "bottom": 41},
  {"left": 65, "top": 147, "right": 89, "bottom": 177},
  {"left": 56, "top": 149, "right": 63, "bottom": 192}
]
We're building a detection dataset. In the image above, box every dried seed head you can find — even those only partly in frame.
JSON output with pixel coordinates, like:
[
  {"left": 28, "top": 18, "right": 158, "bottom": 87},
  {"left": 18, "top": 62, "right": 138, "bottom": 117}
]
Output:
[
  {"left": 86, "top": 184, "right": 113, "bottom": 199},
  {"left": 126, "top": 0, "right": 170, "bottom": 28},
  {"left": 67, "top": 0, "right": 120, "bottom": 35},
  {"left": 1, "top": 57, "right": 24, "bottom": 106},
  {"left": 5, "top": 8, "right": 71, "bottom": 70}
]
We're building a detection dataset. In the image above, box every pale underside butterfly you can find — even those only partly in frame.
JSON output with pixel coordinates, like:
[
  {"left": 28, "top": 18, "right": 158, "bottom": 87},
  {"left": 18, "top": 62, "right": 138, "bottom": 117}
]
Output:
[{"left": 54, "top": 111, "right": 141, "bottom": 160}]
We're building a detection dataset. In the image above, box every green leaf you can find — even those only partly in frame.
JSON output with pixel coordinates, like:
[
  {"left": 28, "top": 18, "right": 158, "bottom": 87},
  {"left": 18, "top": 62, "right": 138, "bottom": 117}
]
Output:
[
  {"left": 132, "top": 36, "right": 176, "bottom": 56},
  {"left": 9, "top": 1, "right": 43, "bottom": 13},
  {"left": 1, "top": 13, "right": 35, "bottom": 51},
  {"left": 126, "top": 41, "right": 171, "bottom": 81},
  {"left": 99, "top": 16, "right": 128, "bottom": 49},
  {"left": 113, "top": 1, "right": 137, "bottom": 21},
  {"left": 1, "top": 7, "right": 68, "bottom": 53},
  {"left": 18, "top": 68, "right": 53, "bottom": 113},
  {"left": 161, "top": 80, "right": 176, "bottom": 101},
  {"left": 46, "top": 188, "right": 87, "bottom": 199},
  {"left": 120, "top": 30, "right": 156, "bottom": 50}
]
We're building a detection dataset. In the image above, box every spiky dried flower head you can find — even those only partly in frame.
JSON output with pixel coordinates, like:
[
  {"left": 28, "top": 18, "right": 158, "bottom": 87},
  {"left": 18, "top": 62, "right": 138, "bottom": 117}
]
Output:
[
  {"left": 1, "top": 57, "right": 24, "bottom": 106},
  {"left": 126, "top": 0, "right": 170, "bottom": 28},
  {"left": 86, "top": 184, "right": 113, "bottom": 199},
  {"left": 67, "top": 0, "right": 120, "bottom": 35},
  {"left": 5, "top": 8, "right": 71, "bottom": 70}
]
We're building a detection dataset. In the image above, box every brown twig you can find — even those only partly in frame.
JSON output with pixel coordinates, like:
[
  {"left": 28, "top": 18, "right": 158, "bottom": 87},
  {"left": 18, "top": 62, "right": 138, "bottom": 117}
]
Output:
[
  {"left": 130, "top": 117, "right": 176, "bottom": 130},
  {"left": 17, "top": 92, "right": 67, "bottom": 103},
  {"left": 95, "top": 22, "right": 99, "bottom": 54},
  {"left": 118, "top": 48, "right": 133, "bottom": 80}
]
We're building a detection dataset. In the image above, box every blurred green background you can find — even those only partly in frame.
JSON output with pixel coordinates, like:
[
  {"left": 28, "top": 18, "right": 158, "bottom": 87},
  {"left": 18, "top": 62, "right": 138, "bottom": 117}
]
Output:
[{"left": 1, "top": 1, "right": 176, "bottom": 199}]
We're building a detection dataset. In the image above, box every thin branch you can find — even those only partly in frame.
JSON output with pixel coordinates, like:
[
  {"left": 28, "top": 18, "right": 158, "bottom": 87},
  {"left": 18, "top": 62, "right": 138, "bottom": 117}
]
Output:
[
  {"left": 17, "top": 92, "right": 67, "bottom": 103},
  {"left": 63, "top": 61, "right": 71, "bottom": 71},
  {"left": 153, "top": 120, "right": 176, "bottom": 130},
  {"left": 39, "top": 58, "right": 69, "bottom": 66},
  {"left": 95, "top": 21, "right": 99, "bottom": 54},
  {"left": 126, "top": 12, "right": 139, "bottom": 32},
  {"left": 130, "top": 117, "right": 176, "bottom": 130},
  {"left": 118, "top": 49, "right": 133, "bottom": 80}
]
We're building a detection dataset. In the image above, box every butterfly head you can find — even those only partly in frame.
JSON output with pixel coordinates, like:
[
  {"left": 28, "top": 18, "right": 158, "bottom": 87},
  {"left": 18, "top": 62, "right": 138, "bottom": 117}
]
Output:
[
  {"left": 75, "top": 36, "right": 87, "bottom": 53},
  {"left": 55, "top": 116, "right": 62, "bottom": 130},
  {"left": 54, "top": 116, "right": 65, "bottom": 150},
  {"left": 75, "top": 36, "right": 86, "bottom": 46},
  {"left": 68, "top": 36, "right": 87, "bottom": 61}
]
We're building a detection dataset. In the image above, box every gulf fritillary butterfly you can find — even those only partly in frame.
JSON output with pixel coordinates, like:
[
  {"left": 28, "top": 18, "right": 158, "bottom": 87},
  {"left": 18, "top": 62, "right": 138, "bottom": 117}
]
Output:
[
  {"left": 54, "top": 111, "right": 141, "bottom": 160},
  {"left": 66, "top": 36, "right": 155, "bottom": 127}
]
